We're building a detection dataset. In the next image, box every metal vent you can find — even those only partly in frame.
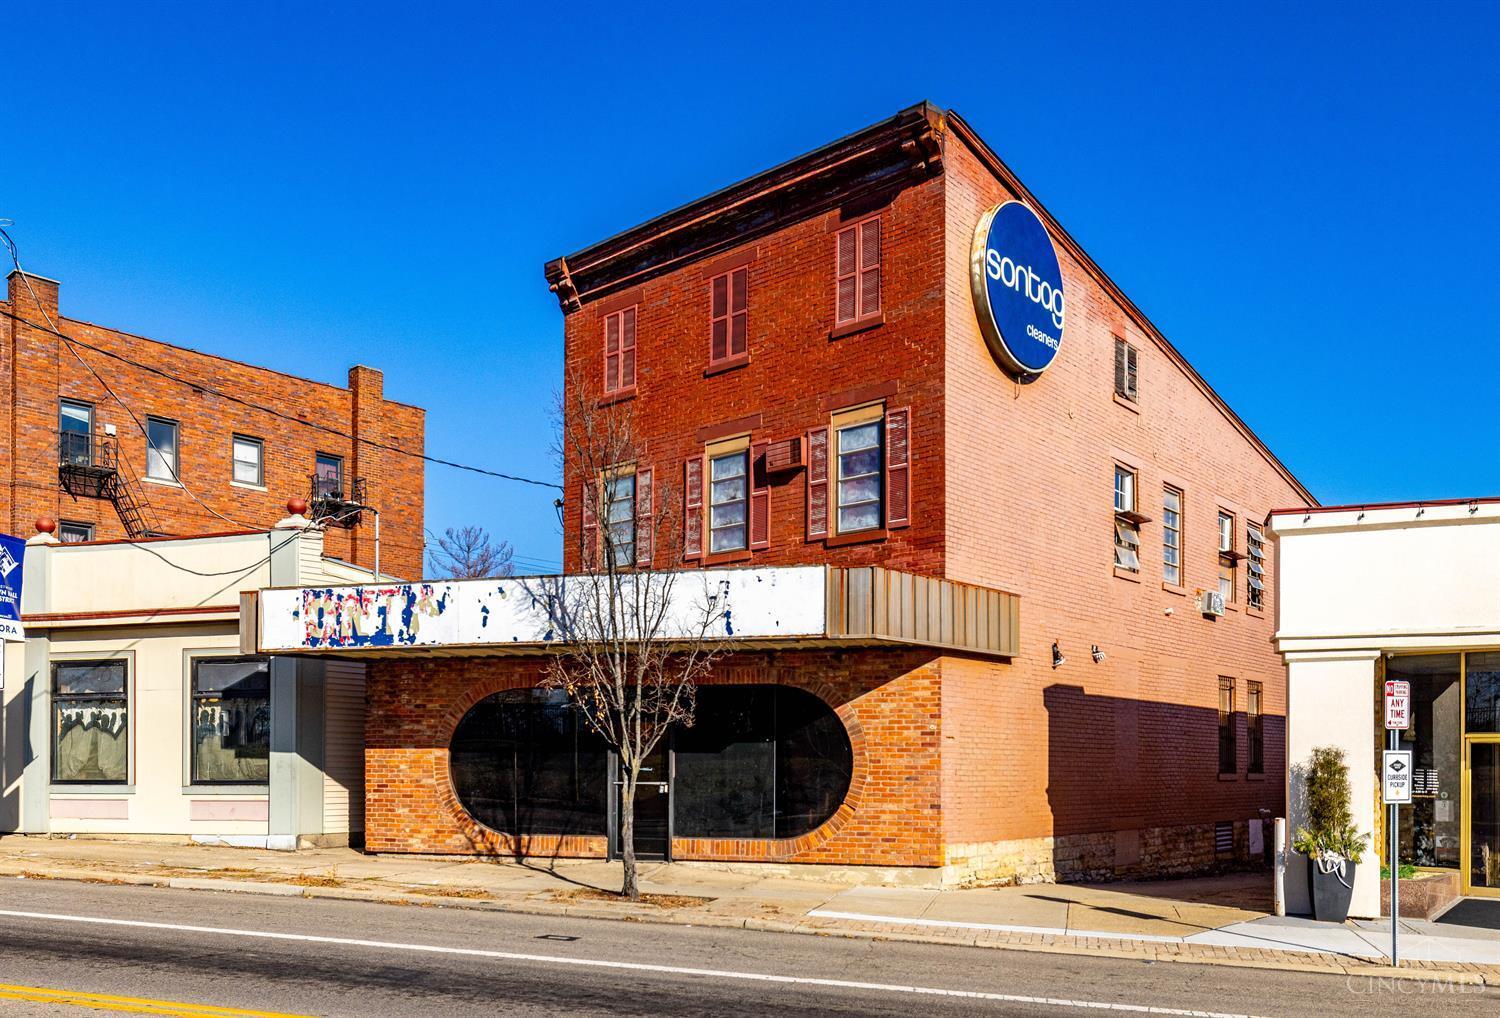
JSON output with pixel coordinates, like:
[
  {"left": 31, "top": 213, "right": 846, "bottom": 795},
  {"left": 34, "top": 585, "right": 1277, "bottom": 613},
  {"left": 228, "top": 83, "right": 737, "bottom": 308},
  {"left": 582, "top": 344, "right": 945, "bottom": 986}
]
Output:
[{"left": 1214, "top": 821, "right": 1234, "bottom": 856}]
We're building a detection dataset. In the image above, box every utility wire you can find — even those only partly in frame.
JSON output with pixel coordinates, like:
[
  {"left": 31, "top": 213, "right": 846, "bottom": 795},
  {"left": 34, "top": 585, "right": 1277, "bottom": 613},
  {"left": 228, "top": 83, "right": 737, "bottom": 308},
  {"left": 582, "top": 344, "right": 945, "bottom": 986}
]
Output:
[
  {"left": 1, "top": 225, "right": 262, "bottom": 532},
  {"left": 0, "top": 303, "right": 562, "bottom": 492}
]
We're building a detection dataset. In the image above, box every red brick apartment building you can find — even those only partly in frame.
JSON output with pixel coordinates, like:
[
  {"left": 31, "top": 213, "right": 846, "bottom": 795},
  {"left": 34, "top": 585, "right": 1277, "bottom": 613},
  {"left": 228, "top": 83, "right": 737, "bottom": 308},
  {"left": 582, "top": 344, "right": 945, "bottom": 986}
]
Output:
[
  {"left": 1, "top": 270, "right": 425, "bottom": 578},
  {"left": 336, "top": 103, "right": 1315, "bottom": 883}
]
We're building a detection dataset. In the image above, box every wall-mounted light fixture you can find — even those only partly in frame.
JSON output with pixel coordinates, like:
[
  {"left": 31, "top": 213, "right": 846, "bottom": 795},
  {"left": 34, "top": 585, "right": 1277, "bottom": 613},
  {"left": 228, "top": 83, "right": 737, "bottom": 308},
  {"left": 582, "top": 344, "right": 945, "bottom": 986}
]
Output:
[
  {"left": 1091, "top": 644, "right": 1106, "bottom": 663},
  {"left": 1051, "top": 642, "right": 1066, "bottom": 669}
]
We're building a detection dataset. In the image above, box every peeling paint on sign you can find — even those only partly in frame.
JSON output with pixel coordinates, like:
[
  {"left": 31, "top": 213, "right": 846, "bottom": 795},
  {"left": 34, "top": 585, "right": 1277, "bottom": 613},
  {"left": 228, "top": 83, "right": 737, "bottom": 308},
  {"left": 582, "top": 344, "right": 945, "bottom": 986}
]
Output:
[{"left": 259, "top": 567, "right": 829, "bottom": 653}]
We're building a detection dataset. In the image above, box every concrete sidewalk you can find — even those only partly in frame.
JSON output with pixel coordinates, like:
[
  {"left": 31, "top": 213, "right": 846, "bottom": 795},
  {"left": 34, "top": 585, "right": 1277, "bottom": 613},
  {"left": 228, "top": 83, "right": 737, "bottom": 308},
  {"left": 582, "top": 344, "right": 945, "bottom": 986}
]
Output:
[{"left": 2, "top": 836, "right": 1497, "bottom": 984}]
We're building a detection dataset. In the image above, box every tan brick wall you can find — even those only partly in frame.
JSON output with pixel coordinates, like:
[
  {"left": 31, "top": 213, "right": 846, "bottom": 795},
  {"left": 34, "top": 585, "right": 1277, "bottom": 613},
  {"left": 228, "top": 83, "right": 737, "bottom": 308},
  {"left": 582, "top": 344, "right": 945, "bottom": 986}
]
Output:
[
  {"left": 938, "top": 134, "right": 1296, "bottom": 858},
  {"left": 0, "top": 275, "right": 425, "bottom": 578}
]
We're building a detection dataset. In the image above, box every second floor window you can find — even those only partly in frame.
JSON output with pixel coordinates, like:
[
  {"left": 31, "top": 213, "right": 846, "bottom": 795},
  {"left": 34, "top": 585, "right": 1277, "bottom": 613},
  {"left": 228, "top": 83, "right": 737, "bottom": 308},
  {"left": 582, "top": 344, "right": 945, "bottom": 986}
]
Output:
[
  {"left": 1114, "top": 337, "right": 1139, "bottom": 402},
  {"left": 605, "top": 472, "right": 636, "bottom": 567},
  {"left": 709, "top": 449, "right": 749, "bottom": 553},
  {"left": 603, "top": 306, "right": 637, "bottom": 394},
  {"left": 1218, "top": 511, "right": 1237, "bottom": 603},
  {"left": 315, "top": 453, "right": 343, "bottom": 498},
  {"left": 232, "top": 435, "right": 264, "bottom": 486},
  {"left": 146, "top": 417, "right": 178, "bottom": 481},
  {"left": 835, "top": 217, "right": 881, "bottom": 325},
  {"left": 59, "top": 399, "right": 94, "bottom": 466},
  {"left": 1246, "top": 524, "right": 1266, "bottom": 611},
  {"left": 1162, "top": 486, "right": 1182, "bottom": 585},
  {"left": 710, "top": 267, "right": 748, "bottom": 364},
  {"left": 1113, "top": 465, "right": 1140, "bottom": 572},
  {"left": 836, "top": 417, "right": 883, "bottom": 534}
]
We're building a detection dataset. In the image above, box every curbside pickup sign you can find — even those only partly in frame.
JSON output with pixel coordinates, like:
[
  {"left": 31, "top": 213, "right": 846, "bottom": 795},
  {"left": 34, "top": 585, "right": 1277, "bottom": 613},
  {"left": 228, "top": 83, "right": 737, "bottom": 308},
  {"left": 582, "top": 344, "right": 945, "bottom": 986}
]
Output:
[
  {"left": 969, "top": 200, "right": 1067, "bottom": 377},
  {"left": 0, "top": 533, "right": 25, "bottom": 643},
  {"left": 1383, "top": 750, "right": 1413, "bottom": 805}
]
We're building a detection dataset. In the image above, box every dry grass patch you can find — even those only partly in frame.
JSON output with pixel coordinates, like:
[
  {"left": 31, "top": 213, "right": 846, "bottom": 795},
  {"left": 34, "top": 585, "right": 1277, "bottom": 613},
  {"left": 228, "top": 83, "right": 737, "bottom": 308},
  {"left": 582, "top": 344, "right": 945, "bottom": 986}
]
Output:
[{"left": 555, "top": 888, "right": 712, "bottom": 909}]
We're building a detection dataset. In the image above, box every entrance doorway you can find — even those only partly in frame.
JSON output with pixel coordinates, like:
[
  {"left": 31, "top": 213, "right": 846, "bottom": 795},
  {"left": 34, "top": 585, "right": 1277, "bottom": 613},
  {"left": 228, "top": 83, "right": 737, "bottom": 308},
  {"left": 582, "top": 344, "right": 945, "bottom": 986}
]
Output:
[
  {"left": 615, "top": 747, "right": 671, "bottom": 861},
  {"left": 1464, "top": 738, "right": 1500, "bottom": 896}
]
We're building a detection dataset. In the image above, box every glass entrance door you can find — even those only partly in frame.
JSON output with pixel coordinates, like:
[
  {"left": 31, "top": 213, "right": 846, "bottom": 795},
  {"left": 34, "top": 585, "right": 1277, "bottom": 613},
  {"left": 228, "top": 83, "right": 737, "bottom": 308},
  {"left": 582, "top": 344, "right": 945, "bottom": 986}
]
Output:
[
  {"left": 615, "top": 748, "right": 671, "bottom": 861},
  {"left": 1464, "top": 738, "right": 1500, "bottom": 896}
]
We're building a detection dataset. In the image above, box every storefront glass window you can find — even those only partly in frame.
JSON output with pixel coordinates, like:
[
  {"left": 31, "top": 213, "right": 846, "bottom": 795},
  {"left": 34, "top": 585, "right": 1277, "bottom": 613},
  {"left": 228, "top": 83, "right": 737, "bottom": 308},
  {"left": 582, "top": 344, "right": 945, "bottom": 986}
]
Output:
[
  {"left": 53, "top": 660, "right": 128, "bottom": 784},
  {"left": 1388, "top": 654, "right": 1462, "bottom": 869},
  {"left": 674, "top": 685, "right": 852, "bottom": 840},
  {"left": 191, "top": 657, "right": 270, "bottom": 784},
  {"left": 1466, "top": 652, "right": 1500, "bottom": 734},
  {"left": 450, "top": 689, "right": 609, "bottom": 837}
]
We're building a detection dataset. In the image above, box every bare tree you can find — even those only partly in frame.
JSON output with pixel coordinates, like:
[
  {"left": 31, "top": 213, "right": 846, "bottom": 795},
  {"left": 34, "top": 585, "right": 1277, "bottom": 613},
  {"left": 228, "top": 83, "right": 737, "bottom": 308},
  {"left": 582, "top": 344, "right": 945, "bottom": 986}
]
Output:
[
  {"left": 540, "top": 376, "right": 731, "bottom": 900},
  {"left": 427, "top": 526, "right": 516, "bottom": 579}
]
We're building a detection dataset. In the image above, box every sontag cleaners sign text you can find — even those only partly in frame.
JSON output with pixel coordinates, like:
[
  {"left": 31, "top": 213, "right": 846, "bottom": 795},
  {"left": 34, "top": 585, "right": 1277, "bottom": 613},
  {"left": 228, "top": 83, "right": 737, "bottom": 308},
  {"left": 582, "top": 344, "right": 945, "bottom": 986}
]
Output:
[{"left": 969, "top": 200, "right": 1067, "bottom": 377}]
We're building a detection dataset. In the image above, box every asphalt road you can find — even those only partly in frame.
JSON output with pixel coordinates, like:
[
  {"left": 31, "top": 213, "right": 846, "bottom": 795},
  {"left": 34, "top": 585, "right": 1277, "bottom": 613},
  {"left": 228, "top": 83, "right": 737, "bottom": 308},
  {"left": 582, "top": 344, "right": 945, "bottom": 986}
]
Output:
[{"left": 0, "top": 877, "right": 1489, "bottom": 1017}]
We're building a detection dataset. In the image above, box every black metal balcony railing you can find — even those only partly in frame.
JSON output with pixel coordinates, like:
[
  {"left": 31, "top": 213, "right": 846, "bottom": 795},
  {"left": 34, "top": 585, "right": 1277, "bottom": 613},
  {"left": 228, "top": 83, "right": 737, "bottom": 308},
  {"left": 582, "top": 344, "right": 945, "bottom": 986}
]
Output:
[
  {"left": 58, "top": 430, "right": 118, "bottom": 471},
  {"left": 308, "top": 474, "right": 370, "bottom": 528}
]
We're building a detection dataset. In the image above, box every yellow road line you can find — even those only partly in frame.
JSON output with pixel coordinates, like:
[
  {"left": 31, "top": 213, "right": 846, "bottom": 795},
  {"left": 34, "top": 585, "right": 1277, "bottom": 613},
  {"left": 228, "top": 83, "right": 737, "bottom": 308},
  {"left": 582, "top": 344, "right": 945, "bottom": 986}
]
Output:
[{"left": 0, "top": 981, "right": 314, "bottom": 1017}]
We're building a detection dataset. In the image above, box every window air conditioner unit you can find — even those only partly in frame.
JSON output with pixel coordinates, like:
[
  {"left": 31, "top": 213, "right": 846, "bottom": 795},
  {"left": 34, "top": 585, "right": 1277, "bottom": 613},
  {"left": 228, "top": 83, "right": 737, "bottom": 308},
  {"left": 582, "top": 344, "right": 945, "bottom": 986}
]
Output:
[{"left": 1199, "top": 590, "right": 1226, "bottom": 617}]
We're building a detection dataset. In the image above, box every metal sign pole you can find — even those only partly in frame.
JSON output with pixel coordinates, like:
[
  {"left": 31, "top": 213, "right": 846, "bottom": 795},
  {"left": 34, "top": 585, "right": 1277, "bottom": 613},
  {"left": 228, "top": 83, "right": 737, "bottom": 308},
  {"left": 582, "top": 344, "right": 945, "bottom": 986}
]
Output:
[{"left": 1389, "top": 727, "right": 1399, "bottom": 968}]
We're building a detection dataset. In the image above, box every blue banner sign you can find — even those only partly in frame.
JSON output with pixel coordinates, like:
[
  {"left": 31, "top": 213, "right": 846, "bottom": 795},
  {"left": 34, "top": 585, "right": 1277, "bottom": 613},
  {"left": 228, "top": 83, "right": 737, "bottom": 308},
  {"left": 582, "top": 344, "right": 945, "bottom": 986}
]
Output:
[
  {"left": 970, "top": 200, "right": 1067, "bottom": 376},
  {"left": 0, "top": 532, "right": 25, "bottom": 642}
]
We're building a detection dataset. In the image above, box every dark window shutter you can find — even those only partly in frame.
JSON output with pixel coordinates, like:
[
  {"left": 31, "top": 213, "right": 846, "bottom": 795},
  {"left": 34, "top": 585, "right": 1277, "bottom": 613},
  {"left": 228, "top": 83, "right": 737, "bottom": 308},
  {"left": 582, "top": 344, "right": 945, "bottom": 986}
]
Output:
[
  {"left": 604, "top": 315, "right": 621, "bottom": 393},
  {"left": 835, "top": 228, "right": 857, "bottom": 324},
  {"left": 710, "top": 275, "right": 729, "bottom": 362},
  {"left": 580, "top": 481, "right": 598, "bottom": 569},
  {"left": 885, "top": 406, "right": 910, "bottom": 529},
  {"left": 1113, "top": 338, "right": 1126, "bottom": 396},
  {"left": 620, "top": 307, "right": 637, "bottom": 388},
  {"left": 634, "top": 468, "right": 653, "bottom": 569},
  {"left": 858, "top": 218, "right": 881, "bottom": 318},
  {"left": 1126, "top": 345, "right": 1138, "bottom": 400},
  {"left": 730, "top": 267, "right": 748, "bottom": 358},
  {"left": 749, "top": 440, "right": 770, "bottom": 550},
  {"left": 683, "top": 456, "right": 703, "bottom": 560},
  {"left": 806, "top": 427, "right": 829, "bottom": 540}
]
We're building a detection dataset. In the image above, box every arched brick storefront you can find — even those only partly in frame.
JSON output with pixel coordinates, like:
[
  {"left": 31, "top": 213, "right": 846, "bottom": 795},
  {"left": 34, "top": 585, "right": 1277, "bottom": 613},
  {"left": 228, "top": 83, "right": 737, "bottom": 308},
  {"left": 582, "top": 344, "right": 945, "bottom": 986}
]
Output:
[{"left": 363, "top": 648, "right": 944, "bottom": 868}]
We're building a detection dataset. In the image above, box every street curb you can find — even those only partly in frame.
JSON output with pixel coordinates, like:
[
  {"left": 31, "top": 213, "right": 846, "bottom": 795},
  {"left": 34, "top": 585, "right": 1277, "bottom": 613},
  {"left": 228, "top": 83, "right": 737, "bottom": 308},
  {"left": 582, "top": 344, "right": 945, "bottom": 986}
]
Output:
[{"left": 2, "top": 865, "right": 1492, "bottom": 987}]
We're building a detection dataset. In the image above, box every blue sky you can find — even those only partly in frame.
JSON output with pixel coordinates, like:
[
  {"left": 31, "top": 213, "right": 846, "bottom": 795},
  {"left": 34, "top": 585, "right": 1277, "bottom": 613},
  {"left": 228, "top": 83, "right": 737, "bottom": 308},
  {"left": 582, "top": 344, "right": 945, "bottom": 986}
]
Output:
[{"left": 4, "top": 2, "right": 1496, "bottom": 570}]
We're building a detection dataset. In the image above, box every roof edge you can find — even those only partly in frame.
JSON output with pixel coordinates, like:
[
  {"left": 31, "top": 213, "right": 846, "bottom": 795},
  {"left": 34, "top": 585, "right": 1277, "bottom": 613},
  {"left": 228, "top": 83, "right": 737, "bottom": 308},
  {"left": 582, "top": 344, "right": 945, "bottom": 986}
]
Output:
[
  {"left": 944, "top": 109, "right": 1318, "bottom": 508},
  {"left": 544, "top": 102, "right": 945, "bottom": 311}
]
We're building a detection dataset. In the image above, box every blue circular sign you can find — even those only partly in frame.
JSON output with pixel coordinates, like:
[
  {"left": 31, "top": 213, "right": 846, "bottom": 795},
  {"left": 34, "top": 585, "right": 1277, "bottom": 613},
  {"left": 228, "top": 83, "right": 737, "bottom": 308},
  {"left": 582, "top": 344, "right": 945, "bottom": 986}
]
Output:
[{"left": 970, "top": 201, "right": 1066, "bottom": 376}]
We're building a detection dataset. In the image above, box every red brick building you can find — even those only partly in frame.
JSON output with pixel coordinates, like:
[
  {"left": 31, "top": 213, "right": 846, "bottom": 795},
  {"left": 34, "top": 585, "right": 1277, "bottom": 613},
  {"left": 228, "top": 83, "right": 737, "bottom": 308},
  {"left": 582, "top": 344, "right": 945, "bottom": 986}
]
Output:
[
  {"left": 1, "top": 270, "right": 425, "bottom": 578},
  {"left": 316, "top": 103, "right": 1315, "bottom": 883}
]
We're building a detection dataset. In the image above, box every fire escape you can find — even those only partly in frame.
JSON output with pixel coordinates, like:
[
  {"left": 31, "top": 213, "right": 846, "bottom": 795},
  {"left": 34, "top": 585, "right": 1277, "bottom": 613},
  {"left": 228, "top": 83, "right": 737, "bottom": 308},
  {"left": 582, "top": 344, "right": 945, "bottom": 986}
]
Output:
[
  {"left": 57, "top": 430, "right": 159, "bottom": 538},
  {"left": 308, "top": 472, "right": 371, "bottom": 529}
]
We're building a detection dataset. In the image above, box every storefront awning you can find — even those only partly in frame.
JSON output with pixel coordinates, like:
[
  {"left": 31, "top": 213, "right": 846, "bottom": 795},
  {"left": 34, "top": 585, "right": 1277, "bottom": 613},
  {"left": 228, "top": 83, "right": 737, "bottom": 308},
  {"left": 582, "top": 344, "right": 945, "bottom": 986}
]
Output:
[{"left": 240, "top": 565, "right": 1019, "bottom": 660}]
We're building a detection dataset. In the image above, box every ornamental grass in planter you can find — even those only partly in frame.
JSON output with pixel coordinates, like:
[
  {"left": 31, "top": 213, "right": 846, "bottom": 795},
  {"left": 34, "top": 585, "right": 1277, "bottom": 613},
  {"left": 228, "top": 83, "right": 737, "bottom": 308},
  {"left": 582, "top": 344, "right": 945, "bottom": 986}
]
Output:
[{"left": 1292, "top": 745, "right": 1368, "bottom": 923}]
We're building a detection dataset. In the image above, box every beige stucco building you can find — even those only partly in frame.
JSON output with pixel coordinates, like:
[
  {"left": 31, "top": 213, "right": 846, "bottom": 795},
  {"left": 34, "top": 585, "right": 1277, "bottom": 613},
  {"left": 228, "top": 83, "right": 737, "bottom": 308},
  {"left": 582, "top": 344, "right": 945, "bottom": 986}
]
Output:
[
  {"left": 1, "top": 513, "right": 376, "bottom": 848},
  {"left": 1271, "top": 497, "right": 1500, "bottom": 918}
]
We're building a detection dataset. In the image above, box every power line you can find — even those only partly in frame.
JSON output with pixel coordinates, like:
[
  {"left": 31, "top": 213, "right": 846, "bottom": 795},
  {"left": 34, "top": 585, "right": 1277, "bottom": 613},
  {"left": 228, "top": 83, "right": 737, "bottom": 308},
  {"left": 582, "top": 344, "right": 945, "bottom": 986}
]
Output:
[
  {"left": 2, "top": 226, "right": 262, "bottom": 532},
  {"left": 0, "top": 305, "right": 562, "bottom": 493}
]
